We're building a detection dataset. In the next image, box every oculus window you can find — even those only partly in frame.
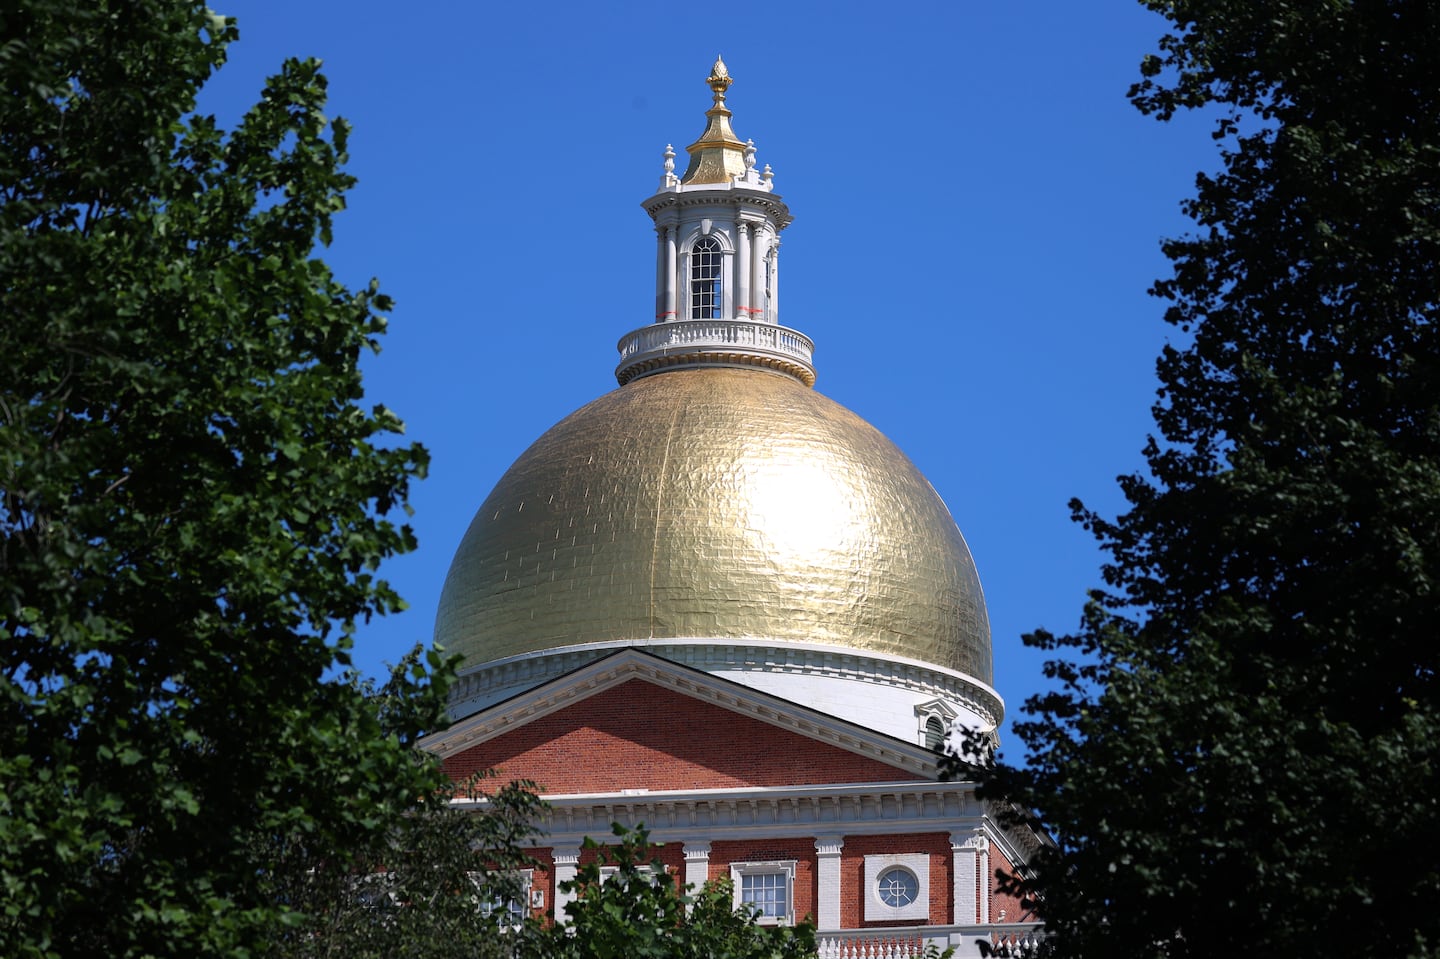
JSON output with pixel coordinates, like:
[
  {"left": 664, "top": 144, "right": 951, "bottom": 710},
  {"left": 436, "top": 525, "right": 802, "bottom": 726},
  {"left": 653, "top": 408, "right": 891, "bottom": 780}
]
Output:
[{"left": 864, "top": 853, "right": 930, "bottom": 922}]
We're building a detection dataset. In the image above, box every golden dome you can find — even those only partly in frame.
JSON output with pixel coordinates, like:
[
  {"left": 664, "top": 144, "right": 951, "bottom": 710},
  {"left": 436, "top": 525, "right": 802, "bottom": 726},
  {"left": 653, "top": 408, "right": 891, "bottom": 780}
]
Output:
[{"left": 435, "top": 367, "right": 992, "bottom": 682}]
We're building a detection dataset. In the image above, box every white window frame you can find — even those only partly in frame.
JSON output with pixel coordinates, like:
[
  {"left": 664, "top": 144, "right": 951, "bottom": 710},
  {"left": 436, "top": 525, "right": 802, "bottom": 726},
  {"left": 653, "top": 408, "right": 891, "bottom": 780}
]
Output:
[
  {"left": 598, "top": 863, "right": 661, "bottom": 885},
  {"left": 689, "top": 236, "right": 724, "bottom": 319},
  {"left": 471, "top": 868, "right": 534, "bottom": 927},
  {"left": 914, "top": 699, "right": 959, "bottom": 750},
  {"left": 863, "top": 853, "right": 930, "bottom": 922},
  {"left": 730, "top": 860, "right": 796, "bottom": 925}
]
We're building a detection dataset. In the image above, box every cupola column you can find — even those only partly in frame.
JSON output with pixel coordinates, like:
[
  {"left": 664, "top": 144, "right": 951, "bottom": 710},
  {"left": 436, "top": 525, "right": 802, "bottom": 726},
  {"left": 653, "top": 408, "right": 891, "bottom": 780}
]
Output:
[
  {"left": 769, "top": 242, "right": 781, "bottom": 323},
  {"left": 655, "top": 226, "right": 668, "bottom": 320},
  {"left": 736, "top": 221, "right": 752, "bottom": 317},
  {"left": 654, "top": 222, "right": 678, "bottom": 321},
  {"left": 664, "top": 226, "right": 677, "bottom": 319},
  {"left": 750, "top": 225, "right": 767, "bottom": 320},
  {"left": 721, "top": 245, "right": 736, "bottom": 319}
]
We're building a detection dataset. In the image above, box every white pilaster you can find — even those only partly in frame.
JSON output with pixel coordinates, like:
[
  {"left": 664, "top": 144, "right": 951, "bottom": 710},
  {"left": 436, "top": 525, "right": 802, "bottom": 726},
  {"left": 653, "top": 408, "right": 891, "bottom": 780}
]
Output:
[
  {"left": 815, "top": 835, "right": 844, "bottom": 931},
  {"left": 683, "top": 841, "right": 712, "bottom": 909},
  {"left": 552, "top": 845, "right": 581, "bottom": 923},
  {"left": 979, "top": 836, "right": 991, "bottom": 924},
  {"left": 951, "top": 830, "right": 980, "bottom": 924}
]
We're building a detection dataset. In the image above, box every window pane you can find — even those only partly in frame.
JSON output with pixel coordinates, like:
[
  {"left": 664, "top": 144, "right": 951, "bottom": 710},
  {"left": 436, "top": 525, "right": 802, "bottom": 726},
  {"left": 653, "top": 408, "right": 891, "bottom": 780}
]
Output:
[
  {"left": 877, "top": 867, "right": 918, "bottom": 908},
  {"left": 741, "top": 871, "right": 787, "bottom": 918},
  {"left": 690, "top": 237, "right": 722, "bottom": 319}
]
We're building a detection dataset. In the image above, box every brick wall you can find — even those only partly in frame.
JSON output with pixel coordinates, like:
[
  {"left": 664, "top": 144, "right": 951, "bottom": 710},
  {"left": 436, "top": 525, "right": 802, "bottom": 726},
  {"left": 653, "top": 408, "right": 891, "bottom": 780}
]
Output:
[
  {"left": 442, "top": 679, "right": 923, "bottom": 793},
  {"left": 519, "top": 846, "right": 551, "bottom": 921},
  {"left": 708, "top": 837, "right": 819, "bottom": 924},
  {"left": 989, "top": 845, "right": 1037, "bottom": 924},
  {"left": 839, "top": 832, "right": 952, "bottom": 928}
]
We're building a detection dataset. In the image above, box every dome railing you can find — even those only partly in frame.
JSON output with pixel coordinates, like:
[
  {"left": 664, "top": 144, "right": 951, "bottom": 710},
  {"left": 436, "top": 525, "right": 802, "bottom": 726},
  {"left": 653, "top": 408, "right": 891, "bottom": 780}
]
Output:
[{"left": 615, "top": 318, "right": 817, "bottom": 386}]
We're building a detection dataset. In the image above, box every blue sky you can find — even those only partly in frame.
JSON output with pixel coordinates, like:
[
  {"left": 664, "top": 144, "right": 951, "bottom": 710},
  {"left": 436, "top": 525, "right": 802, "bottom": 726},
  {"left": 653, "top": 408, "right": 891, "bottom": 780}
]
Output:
[{"left": 202, "top": 2, "right": 1216, "bottom": 755}]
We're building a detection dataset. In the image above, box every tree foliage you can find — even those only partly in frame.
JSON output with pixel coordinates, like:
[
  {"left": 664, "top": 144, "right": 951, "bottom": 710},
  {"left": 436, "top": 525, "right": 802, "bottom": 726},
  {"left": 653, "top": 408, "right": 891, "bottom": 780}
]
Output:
[
  {"left": 983, "top": 3, "right": 1440, "bottom": 956},
  {"left": 0, "top": 2, "right": 444, "bottom": 956},
  {"left": 269, "top": 768, "right": 545, "bottom": 959},
  {"left": 519, "top": 825, "right": 817, "bottom": 959}
]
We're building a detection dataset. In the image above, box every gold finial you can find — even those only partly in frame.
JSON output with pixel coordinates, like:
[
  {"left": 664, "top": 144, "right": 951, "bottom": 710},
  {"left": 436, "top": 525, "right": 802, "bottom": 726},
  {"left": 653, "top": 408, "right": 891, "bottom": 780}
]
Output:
[
  {"left": 683, "top": 56, "right": 747, "bottom": 184},
  {"left": 706, "top": 55, "right": 733, "bottom": 106}
]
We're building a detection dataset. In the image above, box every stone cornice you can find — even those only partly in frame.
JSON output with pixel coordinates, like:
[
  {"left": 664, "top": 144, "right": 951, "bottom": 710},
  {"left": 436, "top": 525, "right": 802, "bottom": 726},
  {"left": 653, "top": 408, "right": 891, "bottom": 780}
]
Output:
[
  {"left": 450, "top": 779, "right": 989, "bottom": 849},
  {"left": 641, "top": 188, "right": 793, "bottom": 229},
  {"left": 448, "top": 639, "right": 1004, "bottom": 731}
]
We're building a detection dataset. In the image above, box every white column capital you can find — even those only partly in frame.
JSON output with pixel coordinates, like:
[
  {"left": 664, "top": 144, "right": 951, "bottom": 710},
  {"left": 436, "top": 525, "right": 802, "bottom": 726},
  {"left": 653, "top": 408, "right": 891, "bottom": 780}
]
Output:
[
  {"left": 551, "top": 845, "right": 582, "bottom": 865},
  {"left": 814, "top": 835, "right": 845, "bottom": 857},
  {"left": 950, "top": 829, "right": 988, "bottom": 852},
  {"left": 683, "top": 841, "right": 712, "bottom": 862}
]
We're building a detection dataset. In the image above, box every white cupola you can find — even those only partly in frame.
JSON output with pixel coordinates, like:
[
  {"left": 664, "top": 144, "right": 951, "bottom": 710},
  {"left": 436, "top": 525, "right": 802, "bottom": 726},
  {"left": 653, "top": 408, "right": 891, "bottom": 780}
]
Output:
[{"left": 616, "top": 57, "right": 813, "bottom": 387}]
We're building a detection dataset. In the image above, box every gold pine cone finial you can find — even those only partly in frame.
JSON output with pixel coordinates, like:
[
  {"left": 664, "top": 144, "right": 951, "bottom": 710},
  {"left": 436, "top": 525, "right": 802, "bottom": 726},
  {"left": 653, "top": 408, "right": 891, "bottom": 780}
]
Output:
[{"left": 707, "top": 54, "right": 732, "bottom": 98}]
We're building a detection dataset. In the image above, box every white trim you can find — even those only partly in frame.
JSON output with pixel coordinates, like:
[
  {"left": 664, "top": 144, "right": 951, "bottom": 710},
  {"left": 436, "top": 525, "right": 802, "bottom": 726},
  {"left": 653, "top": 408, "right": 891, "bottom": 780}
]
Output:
[
  {"left": 814, "top": 836, "right": 844, "bottom": 931},
  {"left": 864, "top": 853, "right": 930, "bottom": 922},
  {"left": 423, "top": 648, "right": 948, "bottom": 778},
  {"left": 731, "top": 860, "right": 797, "bottom": 925},
  {"left": 444, "top": 639, "right": 1003, "bottom": 733},
  {"left": 472, "top": 868, "right": 534, "bottom": 927},
  {"left": 914, "top": 699, "right": 960, "bottom": 748},
  {"left": 551, "top": 846, "right": 580, "bottom": 923},
  {"left": 683, "top": 842, "right": 711, "bottom": 907},
  {"left": 680, "top": 224, "right": 734, "bottom": 255},
  {"left": 457, "top": 782, "right": 988, "bottom": 859}
]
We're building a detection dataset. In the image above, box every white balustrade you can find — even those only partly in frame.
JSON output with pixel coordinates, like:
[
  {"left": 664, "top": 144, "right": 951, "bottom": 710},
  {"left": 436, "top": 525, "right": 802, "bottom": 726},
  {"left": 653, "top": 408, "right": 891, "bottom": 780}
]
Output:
[
  {"left": 815, "top": 923, "right": 1046, "bottom": 959},
  {"left": 615, "top": 318, "right": 817, "bottom": 386}
]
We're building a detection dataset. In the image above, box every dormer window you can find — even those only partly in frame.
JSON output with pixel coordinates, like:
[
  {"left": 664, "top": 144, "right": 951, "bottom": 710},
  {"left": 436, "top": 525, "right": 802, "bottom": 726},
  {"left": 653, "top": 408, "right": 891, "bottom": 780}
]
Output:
[
  {"left": 689, "top": 237, "right": 723, "bottom": 319},
  {"left": 924, "top": 715, "right": 946, "bottom": 751},
  {"left": 915, "top": 698, "right": 960, "bottom": 751}
]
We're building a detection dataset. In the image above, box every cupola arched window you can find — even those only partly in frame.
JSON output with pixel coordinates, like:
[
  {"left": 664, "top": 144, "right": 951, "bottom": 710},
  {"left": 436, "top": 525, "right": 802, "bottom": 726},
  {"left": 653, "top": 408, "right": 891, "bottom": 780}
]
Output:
[{"left": 689, "top": 237, "right": 723, "bottom": 319}]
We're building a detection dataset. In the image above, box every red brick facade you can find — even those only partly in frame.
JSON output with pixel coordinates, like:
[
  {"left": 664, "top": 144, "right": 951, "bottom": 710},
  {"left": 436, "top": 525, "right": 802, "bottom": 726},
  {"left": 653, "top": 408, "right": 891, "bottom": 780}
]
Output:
[
  {"left": 989, "top": 845, "right": 1037, "bottom": 924},
  {"left": 442, "top": 679, "right": 923, "bottom": 793},
  {"left": 437, "top": 674, "right": 1037, "bottom": 934},
  {"left": 708, "top": 838, "right": 819, "bottom": 923},
  {"left": 839, "top": 832, "right": 953, "bottom": 928}
]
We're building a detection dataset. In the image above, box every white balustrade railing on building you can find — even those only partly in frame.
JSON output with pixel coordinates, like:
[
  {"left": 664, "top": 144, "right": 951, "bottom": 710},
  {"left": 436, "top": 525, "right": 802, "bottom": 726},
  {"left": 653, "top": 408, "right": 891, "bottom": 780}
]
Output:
[
  {"left": 616, "top": 319, "right": 816, "bottom": 366},
  {"left": 816, "top": 923, "right": 1046, "bottom": 959}
]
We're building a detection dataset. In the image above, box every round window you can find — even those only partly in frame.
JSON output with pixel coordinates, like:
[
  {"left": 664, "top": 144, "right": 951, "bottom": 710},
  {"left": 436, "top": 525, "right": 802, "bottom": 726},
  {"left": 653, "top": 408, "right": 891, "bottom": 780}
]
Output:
[{"left": 876, "top": 867, "right": 918, "bottom": 908}]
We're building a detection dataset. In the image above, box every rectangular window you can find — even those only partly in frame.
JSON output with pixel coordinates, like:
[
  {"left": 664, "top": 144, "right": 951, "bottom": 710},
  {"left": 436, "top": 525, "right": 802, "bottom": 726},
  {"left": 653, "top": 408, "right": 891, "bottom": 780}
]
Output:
[
  {"left": 742, "top": 871, "right": 787, "bottom": 919},
  {"left": 730, "top": 860, "right": 796, "bottom": 925},
  {"left": 473, "top": 870, "right": 532, "bottom": 926}
]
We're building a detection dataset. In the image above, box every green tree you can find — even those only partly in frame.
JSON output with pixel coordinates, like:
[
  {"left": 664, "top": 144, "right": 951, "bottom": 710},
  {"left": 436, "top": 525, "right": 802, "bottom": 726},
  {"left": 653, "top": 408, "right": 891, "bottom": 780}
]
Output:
[
  {"left": 0, "top": 2, "right": 444, "bottom": 956},
  {"left": 519, "top": 825, "right": 817, "bottom": 959},
  {"left": 268, "top": 766, "right": 545, "bottom": 959},
  {"left": 979, "top": 3, "right": 1440, "bottom": 957}
]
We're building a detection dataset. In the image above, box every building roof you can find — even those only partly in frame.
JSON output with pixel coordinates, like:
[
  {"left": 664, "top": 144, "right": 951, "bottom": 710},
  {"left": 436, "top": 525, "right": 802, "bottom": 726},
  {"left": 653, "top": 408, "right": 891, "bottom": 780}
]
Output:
[{"left": 434, "top": 367, "right": 992, "bottom": 681}]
